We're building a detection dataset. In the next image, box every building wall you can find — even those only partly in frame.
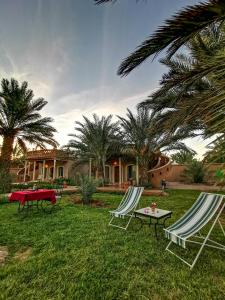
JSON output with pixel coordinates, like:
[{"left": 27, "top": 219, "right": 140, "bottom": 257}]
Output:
[{"left": 150, "top": 163, "right": 225, "bottom": 188}]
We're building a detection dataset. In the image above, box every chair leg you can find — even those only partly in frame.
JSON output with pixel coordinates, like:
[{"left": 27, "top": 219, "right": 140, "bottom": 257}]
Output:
[
  {"left": 109, "top": 214, "right": 134, "bottom": 230},
  {"left": 166, "top": 202, "right": 225, "bottom": 269},
  {"left": 190, "top": 203, "right": 225, "bottom": 270}
]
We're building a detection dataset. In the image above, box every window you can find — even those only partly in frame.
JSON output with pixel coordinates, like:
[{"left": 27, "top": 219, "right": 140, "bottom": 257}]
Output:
[
  {"left": 127, "top": 165, "right": 133, "bottom": 180},
  {"left": 58, "top": 166, "right": 64, "bottom": 177}
]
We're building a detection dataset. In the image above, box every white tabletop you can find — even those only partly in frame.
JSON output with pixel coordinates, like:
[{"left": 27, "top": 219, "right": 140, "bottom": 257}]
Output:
[{"left": 135, "top": 207, "right": 172, "bottom": 218}]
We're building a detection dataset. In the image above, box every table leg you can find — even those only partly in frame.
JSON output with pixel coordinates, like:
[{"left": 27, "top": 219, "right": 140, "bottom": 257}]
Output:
[
  {"left": 134, "top": 213, "right": 144, "bottom": 229},
  {"left": 154, "top": 219, "right": 159, "bottom": 239},
  {"left": 162, "top": 215, "right": 172, "bottom": 228}
]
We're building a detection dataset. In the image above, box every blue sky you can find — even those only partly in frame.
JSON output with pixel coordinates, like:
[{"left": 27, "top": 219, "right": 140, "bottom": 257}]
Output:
[{"left": 0, "top": 0, "right": 211, "bottom": 157}]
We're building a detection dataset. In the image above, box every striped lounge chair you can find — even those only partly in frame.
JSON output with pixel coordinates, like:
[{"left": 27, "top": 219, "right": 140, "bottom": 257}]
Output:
[
  {"left": 165, "top": 192, "right": 225, "bottom": 269},
  {"left": 109, "top": 186, "right": 144, "bottom": 230}
]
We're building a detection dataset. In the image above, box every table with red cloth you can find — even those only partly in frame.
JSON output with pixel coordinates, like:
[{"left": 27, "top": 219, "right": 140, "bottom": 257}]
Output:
[{"left": 9, "top": 189, "right": 56, "bottom": 211}]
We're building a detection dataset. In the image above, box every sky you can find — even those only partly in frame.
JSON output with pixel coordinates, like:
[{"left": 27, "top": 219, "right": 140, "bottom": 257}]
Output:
[{"left": 0, "top": 0, "right": 212, "bottom": 157}]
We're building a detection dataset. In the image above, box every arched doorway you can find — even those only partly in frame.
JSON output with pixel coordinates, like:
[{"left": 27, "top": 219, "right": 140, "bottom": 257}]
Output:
[
  {"left": 114, "top": 166, "right": 119, "bottom": 183},
  {"left": 127, "top": 165, "right": 134, "bottom": 181},
  {"left": 105, "top": 165, "right": 110, "bottom": 182}
]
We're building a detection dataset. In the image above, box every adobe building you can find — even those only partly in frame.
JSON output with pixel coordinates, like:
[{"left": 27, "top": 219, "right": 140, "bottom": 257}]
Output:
[{"left": 17, "top": 149, "right": 74, "bottom": 182}]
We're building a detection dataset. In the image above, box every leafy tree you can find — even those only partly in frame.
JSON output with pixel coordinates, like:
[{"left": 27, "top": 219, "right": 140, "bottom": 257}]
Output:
[
  {"left": 78, "top": 174, "right": 98, "bottom": 205},
  {"left": 171, "top": 150, "right": 196, "bottom": 164},
  {"left": 183, "top": 159, "right": 207, "bottom": 183},
  {"left": 118, "top": 107, "right": 193, "bottom": 185},
  {"left": 203, "top": 138, "right": 225, "bottom": 163},
  {"left": 0, "top": 78, "right": 57, "bottom": 191},
  {"left": 67, "top": 114, "right": 122, "bottom": 182},
  {"left": 11, "top": 143, "right": 26, "bottom": 167}
]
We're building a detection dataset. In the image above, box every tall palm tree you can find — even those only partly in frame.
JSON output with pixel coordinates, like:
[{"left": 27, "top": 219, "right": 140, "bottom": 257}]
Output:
[
  {"left": 118, "top": 107, "right": 192, "bottom": 185},
  {"left": 171, "top": 150, "right": 196, "bottom": 164},
  {"left": 140, "top": 25, "right": 225, "bottom": 138},
  {"left": 0, "top": 78, "right": 57, "bottom": 175},
  {"left": 67, "top": 114, "right": 122, "bottom": 182},
  {"left": 96, "top": 0, "right": 225, "bottom": 76}
]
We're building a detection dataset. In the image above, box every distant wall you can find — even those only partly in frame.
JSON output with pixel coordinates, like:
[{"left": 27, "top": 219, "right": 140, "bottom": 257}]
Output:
[
  {"left": 165, "top": 165, "right": 186, "bottom": 182},
  {"left": 150, "top": 163, "right": 225, "bottom": 188}
]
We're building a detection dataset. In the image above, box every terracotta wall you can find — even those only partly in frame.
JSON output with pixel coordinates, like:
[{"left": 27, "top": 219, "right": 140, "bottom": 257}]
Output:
[
  {"left": 165, "top": 165, "right": 186, "bottom": 182},
  {"left": 149, "top": 163, "right": 172, "bottom": 188},
  {"left": 150, "top": 163, "right": 224, "bottom": 188}
]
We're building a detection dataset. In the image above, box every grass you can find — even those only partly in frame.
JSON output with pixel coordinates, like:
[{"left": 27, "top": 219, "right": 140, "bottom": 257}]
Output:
[{"left": 0, "top": 190, "right": 225, "bottom": 300}]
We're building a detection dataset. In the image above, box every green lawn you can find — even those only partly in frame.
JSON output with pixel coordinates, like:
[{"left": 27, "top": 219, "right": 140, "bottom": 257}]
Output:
[{"left": 0, "top": 190, "right": 225, "bottom": 300}]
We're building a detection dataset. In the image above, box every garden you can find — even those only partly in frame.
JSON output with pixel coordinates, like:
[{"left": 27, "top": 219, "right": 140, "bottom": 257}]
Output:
[{"left": 0, "top": 189, "right": 225, "bottom": 300}]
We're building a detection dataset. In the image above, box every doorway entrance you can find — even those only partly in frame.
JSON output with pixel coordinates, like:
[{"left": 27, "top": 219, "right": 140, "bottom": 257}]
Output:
[{"left": 114, "top": 166, "right": 119, "bottom": 183}]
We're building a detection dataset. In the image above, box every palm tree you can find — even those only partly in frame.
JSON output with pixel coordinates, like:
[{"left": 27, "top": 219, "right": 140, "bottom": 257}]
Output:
[
  {"left": 118, "top": 107, "right": 192, "bottom": 185},
  {"left": 67, "top": 114, "right": 122, "bottom": 182},
  {"left": 0, "top": 78, "right": 57, "bottom": 176},
  {"left": 96, "top": 0, "right": 225, "bottom": 76},
  {"left": 139, "top": 25, "right": 225, "bottom": 140},
  {"left": 171, "top": 150, "right": 196, "bottom": 164},
  {"left": 203, "top": 138, "right": 225, "bottom": 163}
]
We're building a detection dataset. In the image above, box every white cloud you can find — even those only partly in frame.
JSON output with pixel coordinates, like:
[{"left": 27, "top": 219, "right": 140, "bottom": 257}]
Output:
[{"left": 53, "top": 89, "right": 153, "bottom": 146}]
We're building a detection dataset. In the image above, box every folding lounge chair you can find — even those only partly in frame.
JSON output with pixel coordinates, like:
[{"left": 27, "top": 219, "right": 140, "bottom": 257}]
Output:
[
  {"left": 164, "top": 192, "right": 225, "bottom": 269},
  {"left": 109, "top": 186, "right": 144, "bottom": 230}
]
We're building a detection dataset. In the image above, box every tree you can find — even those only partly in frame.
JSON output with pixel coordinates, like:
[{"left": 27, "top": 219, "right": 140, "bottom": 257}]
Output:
[
  {"left": 203, "top": 138, "right": 225, "bottom": 163},
  {"left": 183, "top": 159, "right": 207, "bottom": 183},
  {"left": 96, "top": 0, "right": 225, "bottom": 76},
  {"left": 67, "top": 114, "right": 122, "bottom": 182},
  {"left": 0, "top": 78, "right": 57, "bottom": 190},
  {"left": 139, "top": 25, "right": 225, "bottom": 142},
  {"left": 171, "top": 150, "right": 196, "bottom": 164},
  {"left": 118, "top": 107, "right": 193, "bottom": 185}
]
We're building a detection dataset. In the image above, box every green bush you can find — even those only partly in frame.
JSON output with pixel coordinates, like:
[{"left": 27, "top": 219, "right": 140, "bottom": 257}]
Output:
[
  {"left": 183, "top": 160, "right": 207, "bottom": 183},
  {"left": 0, "top": 170, "right": 12, "bottom": 193},
  {"left": 214, "top": 168, "right": 225, "bottom": 187},
  {"left": 54, "top": 177, "right": 75, "bottom": 186},
  {"left": 0, "top": 194, "right": 9, "bottom": 205},
  {"left": 78, "top": 175, "right": 98, "bottom": 205}
]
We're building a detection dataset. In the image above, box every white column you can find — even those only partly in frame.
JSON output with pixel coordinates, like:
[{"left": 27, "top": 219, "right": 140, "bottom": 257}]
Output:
[
  {"left": 136, "top": 156, "right": 139, "bottom": 186},
  {"left": 28, "top": 162, "right": 30, "bottom": 179},
  {"left": 119, "top": 157, "right": 122, "bottom": 186},
  {"left": 42, "top": 160, "right": 45, "bottom": 180},
  {"left": 89, "top": 158, "right": 92, "bottom": 178},
  {"left": 53, "top": 159, "right": 56, "bottom": 179},
  {"left": 33, "top": 161, "right": 36, "bottom": 181},
  {"left": 23, "top": 160, "right": 27, "bottom": 182},
  {"left": 112, "top": 167, "right": 114, "bottom": 184}
]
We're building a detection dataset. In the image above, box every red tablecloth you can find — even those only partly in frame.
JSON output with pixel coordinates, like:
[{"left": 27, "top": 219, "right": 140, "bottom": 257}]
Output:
[{"left": 9, "top": 189, "right": 56, "bottom": 205}]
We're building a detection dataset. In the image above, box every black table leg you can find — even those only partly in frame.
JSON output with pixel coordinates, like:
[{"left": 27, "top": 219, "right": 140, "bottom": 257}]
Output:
[
  {"left": 162, "top": 215, "right": 172, "bottom": 228},
  {"left": 134, "top": 213, "right": 144, "bottom": 229},
  {"left": 154, "top": 221, "right": 158, "bottom": 239}
]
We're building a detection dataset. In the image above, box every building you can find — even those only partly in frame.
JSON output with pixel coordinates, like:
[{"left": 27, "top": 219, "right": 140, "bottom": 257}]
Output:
[{"left": 17, "top": 149, "right": 74, "bottom": 182}]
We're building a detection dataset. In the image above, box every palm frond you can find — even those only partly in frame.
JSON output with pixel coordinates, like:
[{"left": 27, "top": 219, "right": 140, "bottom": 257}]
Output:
[{"left": 118, "top": 0, "right": 225, "bottom": 76}]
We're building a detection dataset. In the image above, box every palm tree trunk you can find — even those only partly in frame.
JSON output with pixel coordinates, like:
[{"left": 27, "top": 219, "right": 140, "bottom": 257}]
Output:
[
  {"left": 139, "top": 156, "right": 149, "bottom": 186},
  {"left": 102, "top": 158, "right": 106, "bottom": 186},
  {"left": 0, "top": 134, "right": 15, "bottom": 172},
  {"left": 0, "top": 134, "right": 15, "bottom": 193}
]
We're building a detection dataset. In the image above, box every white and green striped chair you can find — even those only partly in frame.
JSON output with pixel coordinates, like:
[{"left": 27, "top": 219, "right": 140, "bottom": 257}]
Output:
[
  {"left": 109, "top": 186, "right": 144, "bottom": 230},
  {"left": 165, "top": 192, "right": 225, "bottom": 269}
]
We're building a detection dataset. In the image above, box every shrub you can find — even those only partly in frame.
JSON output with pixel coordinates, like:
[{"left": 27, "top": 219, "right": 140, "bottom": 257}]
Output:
[
  {"left": 214, "top": 169, "right": 225, "bottom": 187},
  {"left": 78, "top": 175, "right": 98, "bottom": 205},
  {"left": 0, "top": 194, "right": 9, "bottom": 205},
  {"left": 54, "top": 177, "right": 75, "bottom": 186},
  {"left": 183, "top": 160, "right": 207, "bottom": 183},
  {"left": 0, "top": 170, "right": 12, "bottom": 193}
]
